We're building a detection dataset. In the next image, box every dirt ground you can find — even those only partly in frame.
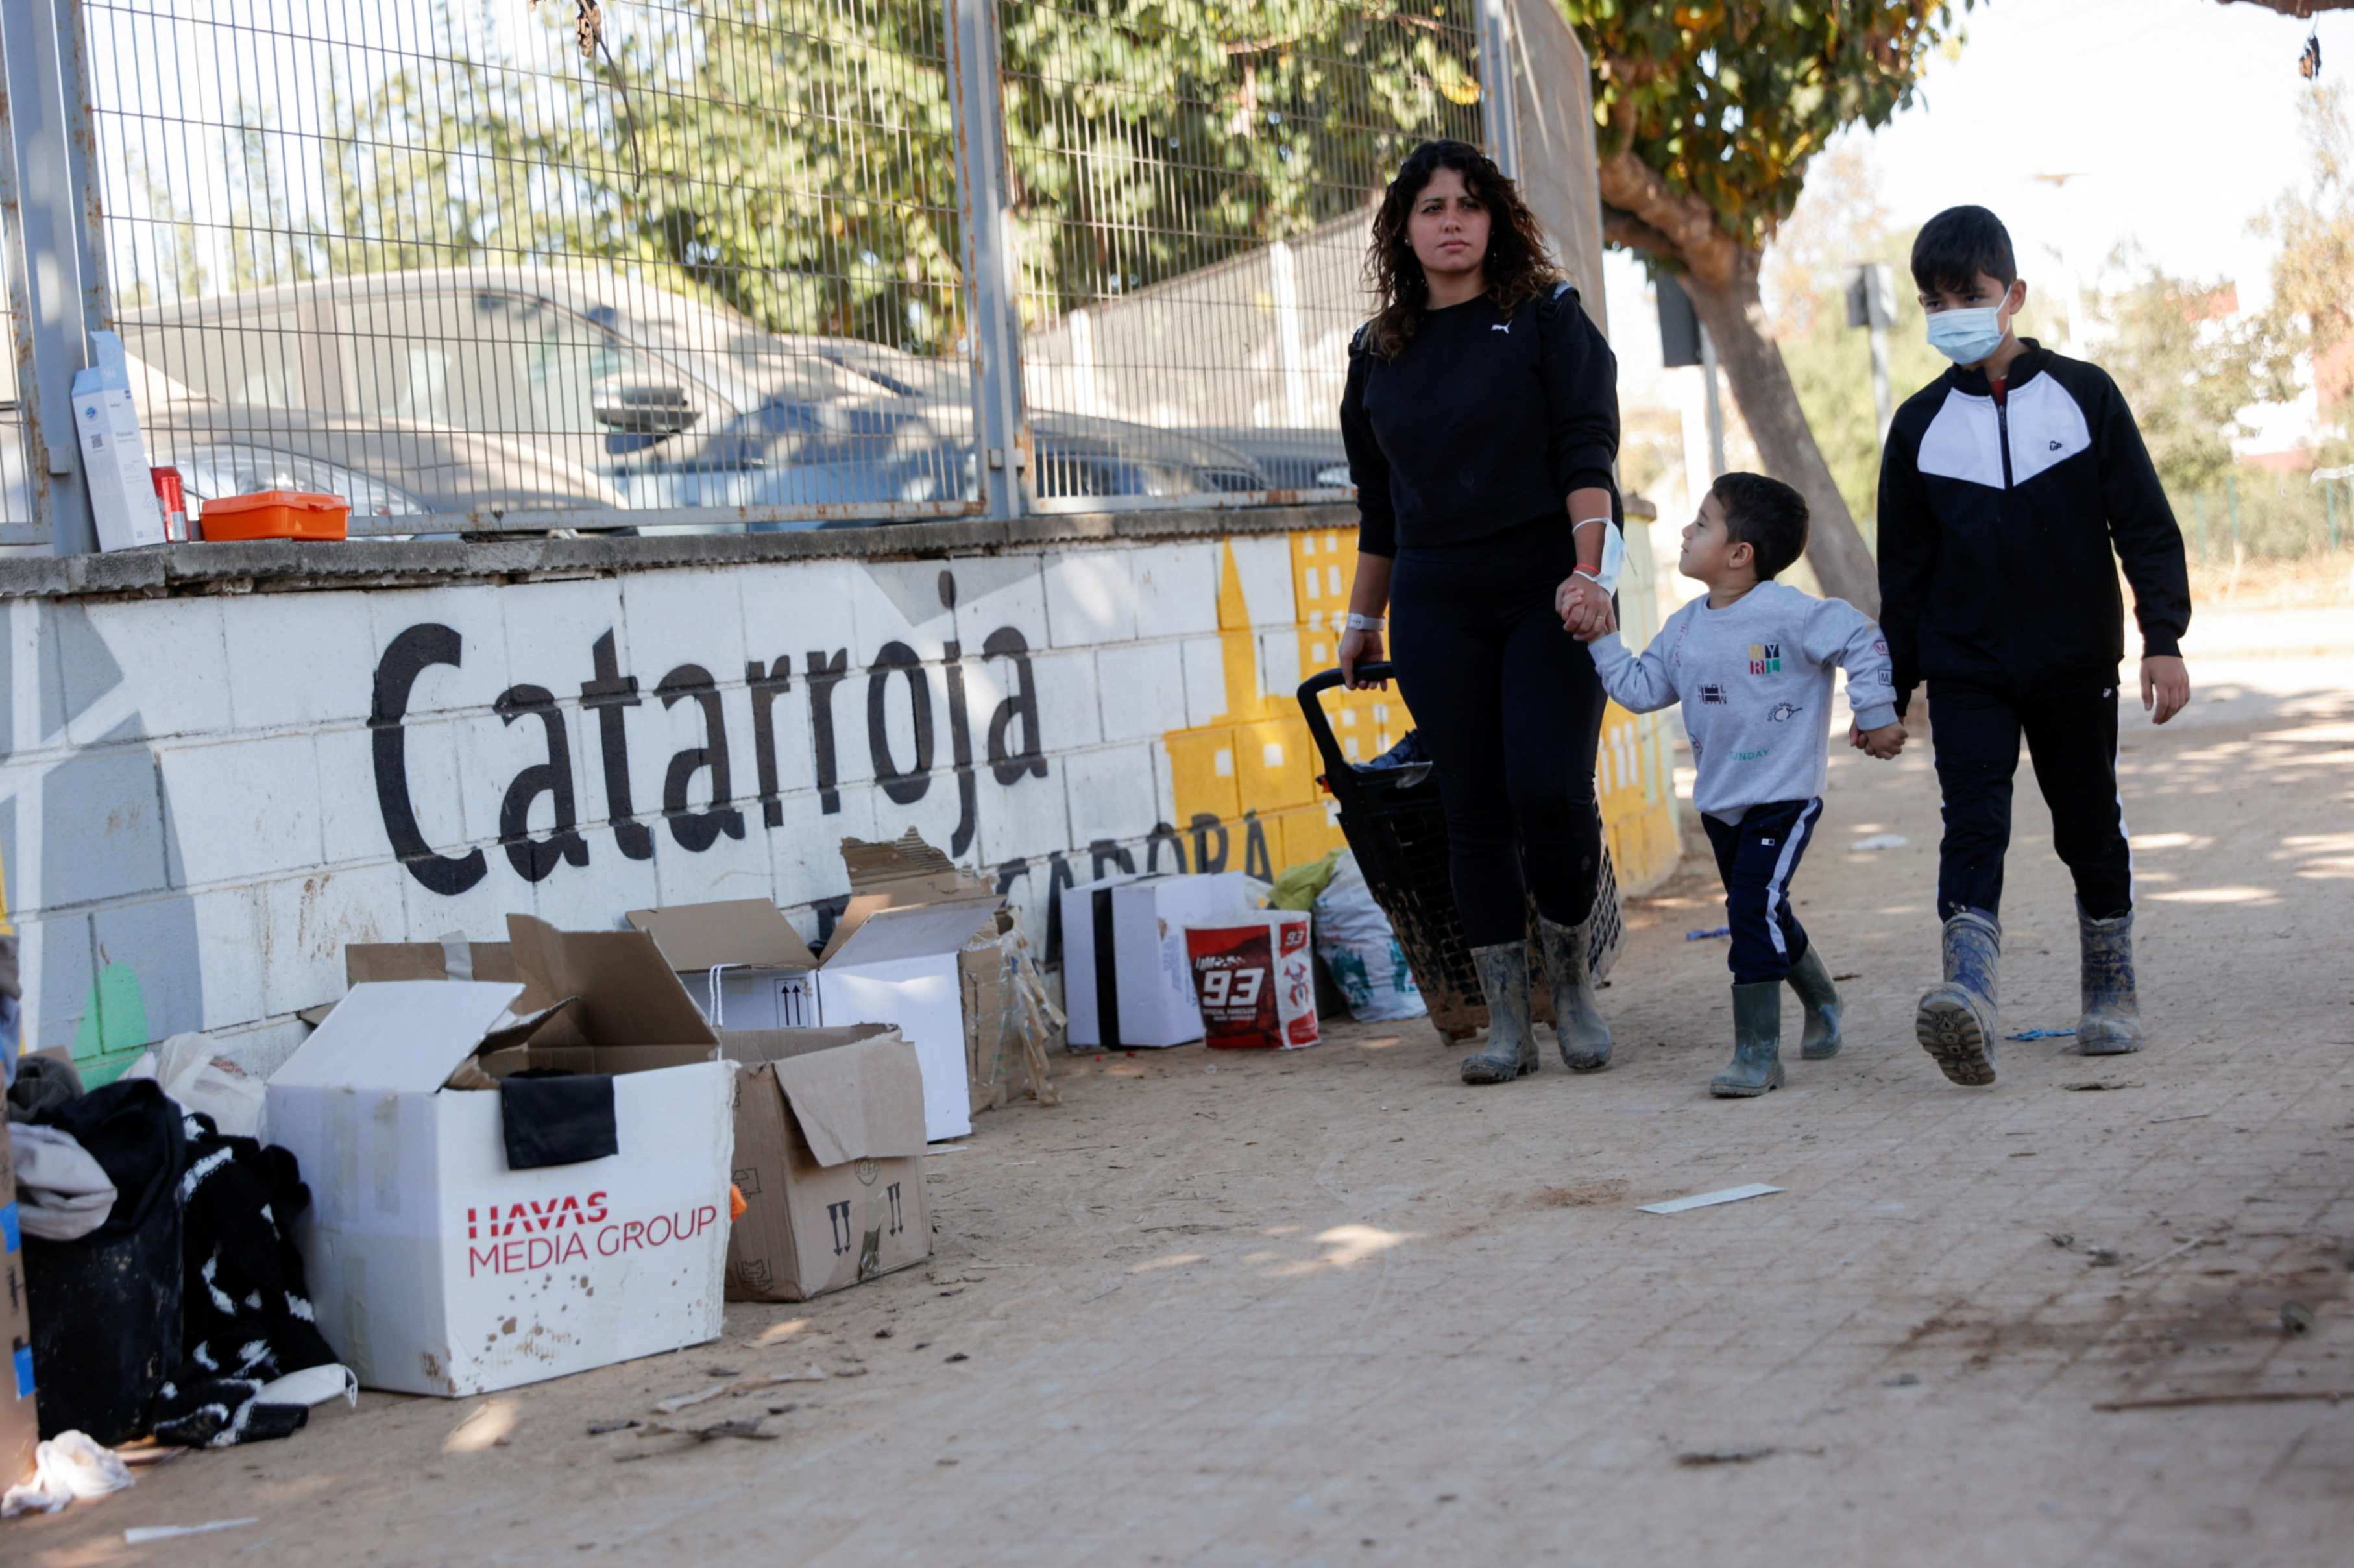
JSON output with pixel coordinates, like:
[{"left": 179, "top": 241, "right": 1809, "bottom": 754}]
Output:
[{"left": 19, "top": 623, "right": 2354, "bottom": 1567}]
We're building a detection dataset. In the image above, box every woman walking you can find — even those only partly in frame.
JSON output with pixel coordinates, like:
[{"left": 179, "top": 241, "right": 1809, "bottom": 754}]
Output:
[{"left": 1337, "top": 139, "right": 1623, "bottom": 1086}]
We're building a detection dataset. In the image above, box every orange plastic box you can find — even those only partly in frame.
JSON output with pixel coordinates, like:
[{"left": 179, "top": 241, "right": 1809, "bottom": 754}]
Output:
[{"left": 197, "top": 490, "right": 350, "bottom": 542}]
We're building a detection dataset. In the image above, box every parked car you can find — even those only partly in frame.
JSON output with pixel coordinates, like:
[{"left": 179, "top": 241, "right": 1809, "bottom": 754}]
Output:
[
  {"left": 118, "top": 268, "right": 1272, "bottom": 527},
  {"left": 801, "top": 337, "right": 1350, "bottom": 494},
  {"left": 1, "top": 359, "right": 624, "bottom": 542}
]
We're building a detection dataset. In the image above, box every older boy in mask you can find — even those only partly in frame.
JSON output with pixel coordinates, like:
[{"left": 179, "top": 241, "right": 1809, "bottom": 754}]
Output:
[{"left": 1877, "top": 205, "right": 2192, "bottom": 1087}]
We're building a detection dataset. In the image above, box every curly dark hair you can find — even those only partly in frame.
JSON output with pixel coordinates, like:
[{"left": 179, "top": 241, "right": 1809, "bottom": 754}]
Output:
[{"left": 1362, "top": 139, "right": 1561, "bottom": 359}]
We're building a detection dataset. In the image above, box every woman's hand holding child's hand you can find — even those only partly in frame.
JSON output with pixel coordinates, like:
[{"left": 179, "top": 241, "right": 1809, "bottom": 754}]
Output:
[
  {"left": 1556, "top": 575, "right": 1616, "bottom": 641},
  {"left": 1850, "top": 721, "right": 1906, "bottom": 760}
]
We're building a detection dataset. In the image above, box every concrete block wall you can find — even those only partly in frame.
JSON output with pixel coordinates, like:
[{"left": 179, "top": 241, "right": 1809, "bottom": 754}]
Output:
[{"left": 3, "top": 520, "right": 1679, "bottom": 1084}]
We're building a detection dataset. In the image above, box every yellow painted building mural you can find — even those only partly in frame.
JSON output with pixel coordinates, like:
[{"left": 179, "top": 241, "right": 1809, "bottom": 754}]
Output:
[{"left": 1161, "top": 525, "right": 1681, "bottom": 897}]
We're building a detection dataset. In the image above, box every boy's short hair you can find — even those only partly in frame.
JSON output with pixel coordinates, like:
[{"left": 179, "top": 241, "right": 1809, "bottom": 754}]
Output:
[
  {"left": 1911, "top": 205, "right": 2017, "bottom": 295},
  {"left": 1712, "top": 472, "right": 1810, "bottom": 581}
]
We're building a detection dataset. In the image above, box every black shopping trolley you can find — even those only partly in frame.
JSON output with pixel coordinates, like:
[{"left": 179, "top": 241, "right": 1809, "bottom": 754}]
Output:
[{"left": 1298, "top": 662, "right": 1624, "bottom": 1044}]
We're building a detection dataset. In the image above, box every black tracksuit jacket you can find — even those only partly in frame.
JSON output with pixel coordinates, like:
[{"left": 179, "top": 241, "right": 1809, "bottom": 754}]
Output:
[{"left": 1876, "top": 340, "right": 2191, "bottom": 710}]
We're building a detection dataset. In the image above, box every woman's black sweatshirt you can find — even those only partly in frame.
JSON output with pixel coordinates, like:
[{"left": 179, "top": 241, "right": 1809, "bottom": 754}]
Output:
[{"left": 1339, "top": 284, "right": 1620, "bottom": 557}]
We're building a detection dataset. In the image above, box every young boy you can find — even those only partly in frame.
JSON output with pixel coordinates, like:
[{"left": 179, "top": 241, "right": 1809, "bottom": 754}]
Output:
[
  {"left": 1879, "top": 206, "right": 2191, "bottom": 1088},
  {"left": 1579, "top": 474, "right": 1905, "bottom": 1098}
]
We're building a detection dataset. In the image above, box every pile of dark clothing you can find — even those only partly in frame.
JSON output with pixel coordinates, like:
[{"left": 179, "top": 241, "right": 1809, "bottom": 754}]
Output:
[{"left": 7, "top": 1057, "right": 348, "bottom": 1449}]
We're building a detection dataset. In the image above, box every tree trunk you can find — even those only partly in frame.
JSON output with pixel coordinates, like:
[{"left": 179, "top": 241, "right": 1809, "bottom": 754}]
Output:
[{"left": 1682, "top": 261, "right": 1882, "bottom": 615}]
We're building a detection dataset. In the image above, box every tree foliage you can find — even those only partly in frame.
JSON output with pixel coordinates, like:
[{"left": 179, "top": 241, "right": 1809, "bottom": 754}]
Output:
[
  {"left": 2094, "top": 256, "right": 2282, "bottom": 500},
  {"left": 1554, "top": 3, "right": 1978, "bottom": 608},
  {"left": 2256, "top": 86, "right": 2354, "bottom": 385},
  {"left": 223, "top": 1, "right": 1483, "bottom": 352},
  {"left": 1565, "top": 1, "right": 1972, "bottom": 281}
]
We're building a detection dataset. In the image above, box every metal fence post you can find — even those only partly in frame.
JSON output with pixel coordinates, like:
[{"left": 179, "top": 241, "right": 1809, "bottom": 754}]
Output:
[
  {"left": 943, "top": 0, "right": 1028, "bottom": 521},
  {"left": 3, "top": 0, "right": 112, "bottom": 552},
  {"left": 1476, "top": 0, "right": 1522, "bottom": 178}
]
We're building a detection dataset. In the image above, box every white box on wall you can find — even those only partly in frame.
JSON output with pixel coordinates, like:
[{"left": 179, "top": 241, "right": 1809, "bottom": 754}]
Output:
[{"left": 71, "top": 333, "right": 165, "bottom": 553}]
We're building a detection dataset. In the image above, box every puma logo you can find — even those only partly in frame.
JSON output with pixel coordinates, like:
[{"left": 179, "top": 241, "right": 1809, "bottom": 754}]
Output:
[{"left": 1490, "top": 323, "right": 1511, "bottom": 335}]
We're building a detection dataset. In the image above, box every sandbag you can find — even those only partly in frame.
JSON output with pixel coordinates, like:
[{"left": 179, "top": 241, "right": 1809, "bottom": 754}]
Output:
[{"left": 1311, "top": 853, "right": 1427, "bottom": 1023}]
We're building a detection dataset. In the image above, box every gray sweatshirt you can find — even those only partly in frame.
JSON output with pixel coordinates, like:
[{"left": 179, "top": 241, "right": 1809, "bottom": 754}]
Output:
[{"left": 1591, "top": 582, "right": 1899, "bottom": 825}]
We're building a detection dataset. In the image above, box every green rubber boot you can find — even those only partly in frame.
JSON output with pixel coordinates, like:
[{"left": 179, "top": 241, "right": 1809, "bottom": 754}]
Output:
[
  {"left": 2075, "top": 906, "right": 2146, "bottom": 1055},
  {"left": 1536, "top": 913, "right": 1614, "bottom": 1072},
  {"left": 1916, "top": 910, "right": 2001, "bottom": 1087},
  {"left": 1786, "top": 945, "right": 1845, "bottom": 1060},
  {"left": 1461, "top": 943, "right": 1540, "bottom": 1085},
  {"left": 1710, "top": 982, "right": 1786, "bottom": 1098}
]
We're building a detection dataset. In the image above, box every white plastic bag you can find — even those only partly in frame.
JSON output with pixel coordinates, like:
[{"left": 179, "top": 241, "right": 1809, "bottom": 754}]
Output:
[
  {"left": 129, "top": 1032, "right": 265, "bottom": 1139},
  {"left": 1311, "top": 854, "right": 1427, "bottom": 1023},
  {"left": 1, "top": 1431, "right": 135, "bottom": 1518}
]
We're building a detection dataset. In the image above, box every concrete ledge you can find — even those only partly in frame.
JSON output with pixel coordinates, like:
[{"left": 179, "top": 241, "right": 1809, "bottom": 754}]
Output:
[{"left": 0, "top": 501, "right": 1361, "bottom": 600}]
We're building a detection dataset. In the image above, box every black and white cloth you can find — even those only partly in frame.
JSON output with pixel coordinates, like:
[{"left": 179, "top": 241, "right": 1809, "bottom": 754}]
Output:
[{"left": 149, "top": 1113, "right": 349, "bottom": 1449}]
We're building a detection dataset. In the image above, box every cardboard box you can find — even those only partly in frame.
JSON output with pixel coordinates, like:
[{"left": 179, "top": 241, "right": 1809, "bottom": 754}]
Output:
[
  {"left": 266, "top": 918, "right": 735, "bottom": 1398},
  {"left": 71, "top": 332, "right": 166, "bottom": 553},
  {"left": 628, "top": 836, "right": 1062, "bottom": 1140},
  {"left": 298, "top": 940, "right": 522, "bottom": 1028},
  {"left": 818, "top": 899, "right": 1001, "bottom": 1144},
  {"left": 345, "top": 939, "right": 520, "bottom": 987},
  {"left": 1, "top": 1117, "right": 38, "bottom": 1490},
  {"left": 718, "top": 1024, "right": 930, "bottom": 1301},
  {"left": 626, "top": 899, "right": 822, "bottom": 1031},
  {"left": 1062, "top": 872, "right": 1261, "bottom": 1048}
]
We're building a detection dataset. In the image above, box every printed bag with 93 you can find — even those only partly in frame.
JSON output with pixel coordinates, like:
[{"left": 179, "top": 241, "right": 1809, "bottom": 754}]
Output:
[{"left": 1183, "top": 912, "right": 1319, "bottom": 1050}]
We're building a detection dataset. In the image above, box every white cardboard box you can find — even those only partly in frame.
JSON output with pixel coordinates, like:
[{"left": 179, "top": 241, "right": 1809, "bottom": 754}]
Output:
[
  {"left": 70, "top": 332, "right": 165, "bottom": 553},
  {"left": 627, "top": 891, "right": 996, "bottom": 1143},
  {"left": 818, "top": 899, "right": 1001, "bottom": 1142},
  {"left": 627, "top": 899, "right": 822, "bottom": 1031},
  {"left": 265, "top": 972, "right": 734, "bottom": 1398},
  {"left": 1062, "top": 871, "right": 1259, "bottom": 1048}
]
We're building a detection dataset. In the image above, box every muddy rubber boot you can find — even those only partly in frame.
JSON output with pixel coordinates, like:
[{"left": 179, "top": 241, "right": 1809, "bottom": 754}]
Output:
[
  {"left": 1710, "top": 982, "right": 1786, "bottom": 1098},
  {"left": 1915, "top": 910, "right": 2002, "bottom": 1087},
  {"left": 1536, "top": 913, "right": 1614, "bottom": 1072},
  {"left": 1786, "top": 945, "right": 1844, "bottom": 1061},
  {"left": 1461, "top": 943, "right": 1540, "bottom": 1085},
  {"left": 2075, "top": 906, "right": 2146, "bottom": 1055}
]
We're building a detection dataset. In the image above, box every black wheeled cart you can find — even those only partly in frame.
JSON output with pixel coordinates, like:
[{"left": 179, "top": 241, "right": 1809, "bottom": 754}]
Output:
[{"left": 1296, "top": 662, "right": 1623, "bottom": 1043}]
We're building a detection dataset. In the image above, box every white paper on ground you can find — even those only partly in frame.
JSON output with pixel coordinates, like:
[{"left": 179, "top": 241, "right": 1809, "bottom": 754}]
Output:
[
  {"left": 1638, "top": 1183, "right": 1784, "bottom": 1215},
  {"left": 123, "top": 1519, "right": 260, "bottom": 1544}
]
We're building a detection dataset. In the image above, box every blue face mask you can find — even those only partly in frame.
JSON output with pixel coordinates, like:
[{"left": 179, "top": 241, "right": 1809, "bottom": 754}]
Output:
[{"left": 1926, "top": 305, "right": 2008, "bottom": 367}]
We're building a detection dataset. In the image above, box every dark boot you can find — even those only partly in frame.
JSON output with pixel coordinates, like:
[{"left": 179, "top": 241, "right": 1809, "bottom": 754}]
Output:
[
  {"left": 2076, "top": 906, "right": 2145, "bottom": 1055},
  {"left": 1461, "top": 943, "right": 1540, "bottom": 1085},
  {"left": 1916, "top": 910, "right": 2001, "bottom": 1087},
  {"left": 1536, "top": 913, "right": 1613, "bottom": 1072},
  {"left": 1710, "top": 982, "right": 1785, "bottom": 1098},
  {"left": 1786, "top": 945, "right": 1844, "bottom": 1060}
]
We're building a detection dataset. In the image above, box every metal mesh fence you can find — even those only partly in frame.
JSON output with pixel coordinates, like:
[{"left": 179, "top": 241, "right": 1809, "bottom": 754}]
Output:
[
  {"left": 3, "top": 0, "right": 1504, "bottom": 541},
  {"left": 2183, "top": 471, "right": 2353, "bottom": 562},
  {"left": 1002, "top": 1, "right": 1484, "bottom": 504},
  {"left": 0, "top": 219, "right": 32, "bottom": 536},
  {"left": 80, "top": 0, "right": 977, "bottom": 533}
]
